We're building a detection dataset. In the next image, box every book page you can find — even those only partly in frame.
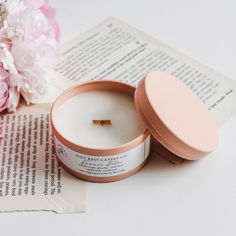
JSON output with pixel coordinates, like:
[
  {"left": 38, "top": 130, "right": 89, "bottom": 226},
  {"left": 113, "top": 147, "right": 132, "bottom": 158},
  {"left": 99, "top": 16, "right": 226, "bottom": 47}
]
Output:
[
  {"left": 55, "top": 17, "right": 236, "bottom": 126},
  {"left": 0, "top": 103, "right": 86, "bottom": 213}
]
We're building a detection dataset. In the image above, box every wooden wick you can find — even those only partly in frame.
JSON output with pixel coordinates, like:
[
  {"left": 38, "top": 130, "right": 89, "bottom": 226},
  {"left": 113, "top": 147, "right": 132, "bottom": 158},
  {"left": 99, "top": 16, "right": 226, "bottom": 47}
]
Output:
[{"left": 92, "top": 120, "right": 112, "bottom": 126}]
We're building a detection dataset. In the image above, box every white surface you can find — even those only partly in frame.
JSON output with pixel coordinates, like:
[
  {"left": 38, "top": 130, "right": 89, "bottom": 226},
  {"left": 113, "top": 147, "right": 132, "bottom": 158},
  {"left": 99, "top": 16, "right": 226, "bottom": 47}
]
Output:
[{"left": 1, "top": 0, "right": 236, "bottom": 235}]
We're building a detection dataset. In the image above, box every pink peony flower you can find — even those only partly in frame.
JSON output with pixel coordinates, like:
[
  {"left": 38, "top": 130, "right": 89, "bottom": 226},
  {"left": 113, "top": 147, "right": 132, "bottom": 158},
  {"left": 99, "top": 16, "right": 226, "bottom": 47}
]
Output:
[{"left": 0, "top": 0, "right": 60, "bottom": 112}]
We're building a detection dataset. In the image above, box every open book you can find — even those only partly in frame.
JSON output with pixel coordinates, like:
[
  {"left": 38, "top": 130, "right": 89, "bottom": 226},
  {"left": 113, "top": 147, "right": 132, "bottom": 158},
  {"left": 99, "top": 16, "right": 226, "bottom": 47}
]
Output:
[{"left": 55, "top": 17, "right": 236, "bottom": 127}]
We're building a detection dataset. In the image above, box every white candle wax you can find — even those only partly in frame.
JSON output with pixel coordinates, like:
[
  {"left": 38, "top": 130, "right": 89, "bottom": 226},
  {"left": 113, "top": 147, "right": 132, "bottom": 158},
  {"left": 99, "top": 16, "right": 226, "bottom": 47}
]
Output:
[{"left": 54, "top": 90, "right": 146, "bottom": 148}]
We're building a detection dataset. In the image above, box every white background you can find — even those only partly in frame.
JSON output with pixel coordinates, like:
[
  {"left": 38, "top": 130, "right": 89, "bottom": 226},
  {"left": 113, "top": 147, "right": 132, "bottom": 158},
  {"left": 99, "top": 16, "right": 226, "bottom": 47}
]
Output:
[{"left": 1, "top": 0, "right": 236, "bottom": 235}]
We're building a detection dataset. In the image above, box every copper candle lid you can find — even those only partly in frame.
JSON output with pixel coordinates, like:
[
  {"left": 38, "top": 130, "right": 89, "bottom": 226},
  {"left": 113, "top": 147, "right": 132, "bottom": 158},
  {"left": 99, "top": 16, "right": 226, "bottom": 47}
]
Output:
[{"left": 135, "top": 71, "right": 219, "bottom": 160}]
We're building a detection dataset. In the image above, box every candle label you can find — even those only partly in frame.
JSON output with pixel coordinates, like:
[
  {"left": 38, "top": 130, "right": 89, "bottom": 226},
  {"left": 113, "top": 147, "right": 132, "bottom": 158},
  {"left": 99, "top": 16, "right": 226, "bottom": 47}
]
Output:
[{"left": 54, "top": 135, "right": 151, "bottom": 177}]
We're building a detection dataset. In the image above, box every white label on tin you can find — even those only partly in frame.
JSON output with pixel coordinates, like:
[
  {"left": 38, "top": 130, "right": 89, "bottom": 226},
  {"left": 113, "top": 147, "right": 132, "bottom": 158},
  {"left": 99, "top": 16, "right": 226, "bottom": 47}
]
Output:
[{"left": 54, "top": 135, "right": 151, "bottom": 177}]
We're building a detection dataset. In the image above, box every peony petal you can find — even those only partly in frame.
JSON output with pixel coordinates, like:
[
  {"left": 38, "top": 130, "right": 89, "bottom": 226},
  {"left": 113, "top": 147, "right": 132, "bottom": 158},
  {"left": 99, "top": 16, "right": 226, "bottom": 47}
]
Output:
[
  {"left": 7, "top": 86, "right": 20, "bottom": 112},
  {"left": 0, "top": 66, "right": 9, "bottom": 80},
  {"left": 23, "top": 0, "right": 45, "bottom": 8},
  {"left": 0, "top": 79, "right": 9, "bottom": 112}
]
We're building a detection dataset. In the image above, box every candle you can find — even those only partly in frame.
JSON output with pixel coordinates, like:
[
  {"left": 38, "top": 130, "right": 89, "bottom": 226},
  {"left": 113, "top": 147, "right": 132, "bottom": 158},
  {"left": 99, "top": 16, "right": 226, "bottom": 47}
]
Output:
[
  {"left": 53, "top": 90, "right": 147, "bottom": 149},
  {"left": 51, "top": 81, "right": 151, "bottom": 182}
]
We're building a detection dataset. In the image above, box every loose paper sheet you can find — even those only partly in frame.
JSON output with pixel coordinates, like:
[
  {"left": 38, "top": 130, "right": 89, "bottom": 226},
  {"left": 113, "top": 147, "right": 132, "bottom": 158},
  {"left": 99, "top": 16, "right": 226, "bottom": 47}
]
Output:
[
  {"left": 55, "top": 17, "right": 236, "bottom": 126},
  {"left": 0, "top": 103, "right": 86, "bottom": 213}
]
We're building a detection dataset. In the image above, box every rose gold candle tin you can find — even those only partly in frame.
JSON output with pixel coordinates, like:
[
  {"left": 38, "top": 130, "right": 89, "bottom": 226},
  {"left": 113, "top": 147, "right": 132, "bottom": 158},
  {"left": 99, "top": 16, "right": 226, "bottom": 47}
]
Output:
[
  {"left": 50, "top": 80, "right": 151, "bottom": 183},
  {"left": 51, "top": 71, "right": 219, "bottom": 183}
]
